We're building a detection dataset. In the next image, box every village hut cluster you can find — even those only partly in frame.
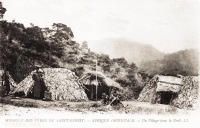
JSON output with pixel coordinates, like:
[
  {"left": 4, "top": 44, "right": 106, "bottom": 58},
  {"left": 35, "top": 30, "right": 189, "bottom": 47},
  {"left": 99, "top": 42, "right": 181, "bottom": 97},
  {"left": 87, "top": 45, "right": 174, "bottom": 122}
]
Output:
[
  {"left": 0, "top": 67, "right": 123, "bottom": 103},
  {"left": 0, "top": 67, "right": 199, "bottom": 110},
  {"left": 138, "top": 75, "right": 199, "bottom": 110}
]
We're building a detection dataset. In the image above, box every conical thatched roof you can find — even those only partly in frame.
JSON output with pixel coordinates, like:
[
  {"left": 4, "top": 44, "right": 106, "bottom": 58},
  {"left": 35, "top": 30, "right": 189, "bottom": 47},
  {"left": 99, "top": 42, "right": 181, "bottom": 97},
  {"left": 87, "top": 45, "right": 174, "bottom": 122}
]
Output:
[
  {"left": 80, "top": 70, "right": 123, "bottom": 90},
  {"left": 12, "top": 68, "right": 88, "bottom": 101}
]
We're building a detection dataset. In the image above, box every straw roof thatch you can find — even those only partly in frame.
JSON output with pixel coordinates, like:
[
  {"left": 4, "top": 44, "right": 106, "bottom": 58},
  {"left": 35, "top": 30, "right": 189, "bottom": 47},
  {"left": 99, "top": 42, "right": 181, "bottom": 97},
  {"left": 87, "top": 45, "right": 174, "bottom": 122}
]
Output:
[
  {"left": 80, "top": 70, "right": 123, "bottom": 90},
  {"left": 172, "top": 76, "right": 199, "bottom": 109},
  {"left": 7, "top": 73, "right": 17, "bottom": 90}
]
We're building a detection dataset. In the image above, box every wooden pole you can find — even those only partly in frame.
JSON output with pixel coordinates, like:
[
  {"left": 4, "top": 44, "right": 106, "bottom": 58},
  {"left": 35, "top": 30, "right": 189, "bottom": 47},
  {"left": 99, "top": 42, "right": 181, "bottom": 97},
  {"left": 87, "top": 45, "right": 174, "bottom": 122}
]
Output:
[
  {"left": 95, "top": 58, "right": 98, "bottom": 101},
  {"left": 91, "top": 85, "right": 93, "bottom": 100}
]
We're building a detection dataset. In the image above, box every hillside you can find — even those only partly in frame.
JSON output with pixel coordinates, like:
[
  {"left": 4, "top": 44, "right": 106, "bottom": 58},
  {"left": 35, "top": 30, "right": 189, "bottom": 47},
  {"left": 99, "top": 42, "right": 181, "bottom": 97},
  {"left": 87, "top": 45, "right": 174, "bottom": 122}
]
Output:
[
  {"left": 88, "top": 38, "right": 199, "bottom": 76},
  {"left": 0, "top": 21, "right": 79, "bottom": 82},
  {"left": 88, "top": 38, "right": 165, "bottom": 66},
  {"left": 139, "top": 49, "right": 199, "bottom": 76}
]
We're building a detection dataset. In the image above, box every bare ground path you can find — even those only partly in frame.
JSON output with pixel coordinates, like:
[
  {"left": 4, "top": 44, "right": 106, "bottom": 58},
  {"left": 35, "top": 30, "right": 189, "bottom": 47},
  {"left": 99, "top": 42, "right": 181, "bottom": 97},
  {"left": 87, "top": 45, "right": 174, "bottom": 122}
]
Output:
[{"left": 0, "top": 96, "right": 192, "bottom": 116}]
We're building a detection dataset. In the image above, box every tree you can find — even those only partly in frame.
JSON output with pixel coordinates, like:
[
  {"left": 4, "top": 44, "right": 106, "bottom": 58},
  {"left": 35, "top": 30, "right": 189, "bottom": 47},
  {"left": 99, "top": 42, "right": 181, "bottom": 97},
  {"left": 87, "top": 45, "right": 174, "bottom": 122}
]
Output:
[
  {"left": 112, "top": 58, "right": 129, "bottom": 68},
  {"left": 0, "top": 2, "right": 7, "bottom": 70},
  {"left": 80, "top": 41, "right": 89, "bottom": 53},
  {"left": 0, "top": 2, "right": 6, "bottom": 19},
  {"left": 25, "top": 26, "right": 50, "bottom": 53},
  {"left": 0, "top": 21, "right": 70, "bottom": 82},
  {"left": 128, "top": 63, "right": 138, "bottom": 74},
  {"left": 43, "top": 23, "right": 79, "bottom": 64},
  {"left": 52, "top": 23, "right": 74, "bottom": 41},
  {"left": 138, "top": 49, "right": 199, "bottom": 76},
  {"left": 97, "top": 54, "right": 111, "bottom": 72}
]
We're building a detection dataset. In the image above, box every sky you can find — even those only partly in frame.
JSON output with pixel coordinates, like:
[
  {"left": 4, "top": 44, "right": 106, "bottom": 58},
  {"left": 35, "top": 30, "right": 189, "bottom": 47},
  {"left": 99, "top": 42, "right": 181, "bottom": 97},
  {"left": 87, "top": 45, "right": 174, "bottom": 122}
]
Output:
[{"left": 1, "top": 0, "right": 199, "bottom": 53}]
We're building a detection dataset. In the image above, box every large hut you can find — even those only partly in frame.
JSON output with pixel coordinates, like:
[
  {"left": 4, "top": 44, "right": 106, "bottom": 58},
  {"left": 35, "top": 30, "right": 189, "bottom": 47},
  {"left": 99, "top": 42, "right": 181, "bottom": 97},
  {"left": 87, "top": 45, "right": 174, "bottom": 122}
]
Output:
[
  {"left": 138, "top": 75, "right": 199, "bottom": 110},
  {"left": 12, "top": 68, "right": 88, "bottom": 101},
  {"left": 79, "top": 70, "right": 123, "bottom": 100}
]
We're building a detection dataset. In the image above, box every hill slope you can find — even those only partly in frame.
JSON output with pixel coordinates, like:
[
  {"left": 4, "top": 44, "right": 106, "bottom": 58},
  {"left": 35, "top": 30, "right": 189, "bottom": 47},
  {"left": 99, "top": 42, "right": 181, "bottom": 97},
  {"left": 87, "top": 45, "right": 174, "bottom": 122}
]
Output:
[
  {"left": 139, "top": 49, "right": 199, "bottom": 76},
  {"left": 88, "top": 38, "right": 165, "bottom": 66}
]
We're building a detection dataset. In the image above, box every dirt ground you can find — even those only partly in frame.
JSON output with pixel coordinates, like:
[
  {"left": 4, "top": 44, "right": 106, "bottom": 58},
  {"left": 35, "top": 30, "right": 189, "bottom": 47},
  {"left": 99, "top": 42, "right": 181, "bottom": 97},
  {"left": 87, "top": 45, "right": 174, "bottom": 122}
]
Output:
[{"left": 0, "top": 96, "right": 192, "bottom": 116}]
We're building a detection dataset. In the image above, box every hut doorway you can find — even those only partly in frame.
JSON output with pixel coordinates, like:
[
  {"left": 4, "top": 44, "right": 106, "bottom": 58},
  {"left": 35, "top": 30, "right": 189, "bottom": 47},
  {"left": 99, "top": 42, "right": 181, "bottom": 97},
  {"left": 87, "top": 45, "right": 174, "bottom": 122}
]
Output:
[
  {"left": 84, "top": 85, "right": 111, "bottom": 101},
  {"left": 160, "top": 91, "right": 175, "bottom": 105}
]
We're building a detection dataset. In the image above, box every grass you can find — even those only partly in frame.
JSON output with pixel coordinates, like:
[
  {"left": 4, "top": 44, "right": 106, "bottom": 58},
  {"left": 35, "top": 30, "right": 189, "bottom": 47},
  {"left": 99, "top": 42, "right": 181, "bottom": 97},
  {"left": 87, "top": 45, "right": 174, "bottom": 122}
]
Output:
[
  {"left": 0, "top": 97, "right": 39, "bottom": 108},
  {"left": 0, "top": 96, "right": 188, "bottom": 115}
]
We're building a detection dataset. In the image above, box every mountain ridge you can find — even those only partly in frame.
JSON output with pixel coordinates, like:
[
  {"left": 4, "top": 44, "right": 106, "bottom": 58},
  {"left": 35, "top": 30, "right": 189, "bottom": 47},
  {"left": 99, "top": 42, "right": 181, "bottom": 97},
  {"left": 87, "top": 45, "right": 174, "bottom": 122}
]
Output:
[
  {"left": 88, "top": 38, "right": 165, "bottom": 65},
  {"left": 139, "top": 48, "right": 199, "bottom": 76},
  {"left": 87, "top": 38, "right": 199, "bottom": 76}
]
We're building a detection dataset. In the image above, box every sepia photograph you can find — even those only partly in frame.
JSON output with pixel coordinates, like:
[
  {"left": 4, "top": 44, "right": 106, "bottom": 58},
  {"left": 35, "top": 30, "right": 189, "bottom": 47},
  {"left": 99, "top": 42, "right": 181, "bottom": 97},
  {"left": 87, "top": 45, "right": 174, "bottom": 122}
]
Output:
[{"left": 0, "top": 0, "right": 199, "bottom": 128}]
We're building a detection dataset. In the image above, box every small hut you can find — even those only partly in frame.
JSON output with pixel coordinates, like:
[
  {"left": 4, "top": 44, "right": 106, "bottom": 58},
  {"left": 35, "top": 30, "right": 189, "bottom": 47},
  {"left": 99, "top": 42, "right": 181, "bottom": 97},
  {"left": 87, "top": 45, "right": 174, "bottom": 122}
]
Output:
[
  {"left": 138, "top": 75, "right": 199, "bottom": 109},
  {"left": 12, "top": 68, "right": 88, "bottom": 101},
  {"left": 0, "top": 70, "right": 17, "bottom": 96},
  {"left": 80, "top": 70, "right": 123, "bottom": 100}
]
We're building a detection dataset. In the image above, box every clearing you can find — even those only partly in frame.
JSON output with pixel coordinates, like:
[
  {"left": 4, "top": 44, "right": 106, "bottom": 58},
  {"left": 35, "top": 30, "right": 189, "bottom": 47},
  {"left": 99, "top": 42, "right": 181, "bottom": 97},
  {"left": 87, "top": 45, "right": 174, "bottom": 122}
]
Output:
[{"left": 0, "top": 96, "right": 191, "bottom": 116}]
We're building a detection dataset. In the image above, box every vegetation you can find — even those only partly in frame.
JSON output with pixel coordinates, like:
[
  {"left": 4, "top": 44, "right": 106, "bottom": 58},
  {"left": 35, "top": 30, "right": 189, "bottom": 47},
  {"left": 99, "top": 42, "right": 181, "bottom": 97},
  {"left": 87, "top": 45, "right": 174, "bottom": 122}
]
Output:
[
  {"left": 0, "top": 1, "right": 199, "bottom": 101},
  {"left": 139, "top": 49, "right": 199, "bottom": 76},
  {"left": 0, "top": 2, "right": 6, "bottom": 19},
  {"left": 0, "top": 21, "right": 67, "bottom": 82}
]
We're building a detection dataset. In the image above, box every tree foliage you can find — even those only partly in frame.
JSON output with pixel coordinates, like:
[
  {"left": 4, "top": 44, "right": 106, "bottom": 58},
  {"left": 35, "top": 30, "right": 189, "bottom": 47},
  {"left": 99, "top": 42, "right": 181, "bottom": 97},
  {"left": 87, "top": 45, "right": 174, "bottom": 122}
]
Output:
[
  {"left": 0, "top": 2, "right": 6, "bottom": 19},
  {"left": 112, "top": 57, "right": 129, "bottom": 68},
  {"left": 0, "top": 20, "right": 77, "bottom": 82},
  {"left": 139, "top": 49, "right": 199, "bottom": 76}
]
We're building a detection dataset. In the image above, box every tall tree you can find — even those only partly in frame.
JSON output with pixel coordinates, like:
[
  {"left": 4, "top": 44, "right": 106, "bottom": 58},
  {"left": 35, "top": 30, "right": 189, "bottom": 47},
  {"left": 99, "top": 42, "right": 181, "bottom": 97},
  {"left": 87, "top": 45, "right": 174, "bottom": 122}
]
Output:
[
  {"left": 0, "top": 2, "right": 6, "bottom": 19},
  {"left": 0, "top": 1, "right": 7, "bottom": 70},
  {"left": 80, "top": 41, "right": 89, "bottom": 53}
]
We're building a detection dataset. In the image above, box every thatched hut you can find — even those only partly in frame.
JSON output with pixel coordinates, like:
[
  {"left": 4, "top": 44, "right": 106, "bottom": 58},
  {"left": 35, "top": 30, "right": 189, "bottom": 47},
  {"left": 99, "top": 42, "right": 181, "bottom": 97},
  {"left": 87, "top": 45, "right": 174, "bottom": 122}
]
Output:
[
  {"left": 12, "top": 68, "right": 88, "bottom": 101},
  {"left": 0, "top": 70, "right": 17, "bottom": 96},
  {"left": 80, "top": 70, "right": 123, "bottom": 100},
  {"left": 138, "top": 75, "right": 199, "bottom": 109}
]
